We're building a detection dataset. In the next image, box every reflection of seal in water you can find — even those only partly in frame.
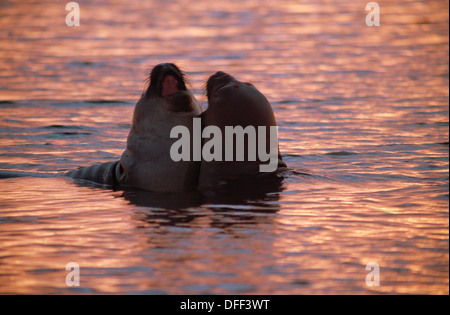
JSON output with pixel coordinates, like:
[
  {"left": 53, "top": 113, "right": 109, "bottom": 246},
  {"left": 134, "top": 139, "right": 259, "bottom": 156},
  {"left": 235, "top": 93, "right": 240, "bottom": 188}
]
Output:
[
  {"left": 66, "top": 63, "right": 202, "bottom": 192},
  {"left": 199, "top": 71, "right": 287, "bottom": 190}
]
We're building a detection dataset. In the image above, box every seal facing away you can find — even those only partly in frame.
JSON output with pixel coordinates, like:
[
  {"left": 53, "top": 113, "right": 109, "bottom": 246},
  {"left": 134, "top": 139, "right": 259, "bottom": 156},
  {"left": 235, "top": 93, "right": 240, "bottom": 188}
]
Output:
[
  {"left": 66, "top": 63, "right": 202, "bottom": 192},
  {"left": 199, "top": 71, "right": 287, "bottom": 190}
]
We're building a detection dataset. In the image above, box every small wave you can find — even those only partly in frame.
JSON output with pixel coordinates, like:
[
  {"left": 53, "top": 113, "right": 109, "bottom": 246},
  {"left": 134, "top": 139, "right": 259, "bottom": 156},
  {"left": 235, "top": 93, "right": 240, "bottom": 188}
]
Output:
[
  {"left": 41, "top": 125, "right": 84, "bottom": 130},
  {"left": 325, "top": 151, "right": 358, "bottom": 156},
  {"left": 0, "top": 100, "right": 16, "bottom": 105},
  {"left": 282, "top": 153, "right": 303, "bottom": 158},
  {"left": 283, "top": 168, "right": 333, "bottom": 181},
  {"left": 0, "top": 170, "right": 57, "bottom": 179},
  {"left": 85, "top": 100, "right": 128, "bottom": 104},
  {"left": 0, "top": 100, "right": 133, "bottom": 109},
  {"left": 290, "top": 169, "right": 313, "bottom": 177},
  {"left": 57, "top": 132, "right": 93, "bottom": 136},
  {"left": 38, "top": 125, "right": 95, "bottom": 137}
]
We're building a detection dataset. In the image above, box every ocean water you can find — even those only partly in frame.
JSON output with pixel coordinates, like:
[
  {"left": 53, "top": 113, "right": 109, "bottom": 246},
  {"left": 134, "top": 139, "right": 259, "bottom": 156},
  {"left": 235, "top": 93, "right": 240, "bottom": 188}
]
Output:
[{"left": 0, "top": 0, "right": 448, "bottom": 294}]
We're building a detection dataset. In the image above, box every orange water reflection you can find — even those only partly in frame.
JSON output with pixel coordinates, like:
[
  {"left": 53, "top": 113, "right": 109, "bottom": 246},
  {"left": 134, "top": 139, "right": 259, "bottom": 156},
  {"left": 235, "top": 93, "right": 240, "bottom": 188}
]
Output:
[{"left": 0, "top": 0, "right": 448, "bottom": 294}]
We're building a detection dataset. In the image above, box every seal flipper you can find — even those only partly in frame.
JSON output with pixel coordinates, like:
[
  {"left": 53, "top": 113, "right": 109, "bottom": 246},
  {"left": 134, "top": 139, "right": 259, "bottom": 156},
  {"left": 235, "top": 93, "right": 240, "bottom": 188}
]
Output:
[{"left": 65, "top": 161, "right": 120, "bottom": 187}]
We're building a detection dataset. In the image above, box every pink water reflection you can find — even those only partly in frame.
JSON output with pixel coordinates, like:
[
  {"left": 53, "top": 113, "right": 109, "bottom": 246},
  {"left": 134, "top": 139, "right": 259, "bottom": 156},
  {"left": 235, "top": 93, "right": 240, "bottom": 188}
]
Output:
[{"left": 0, "top": 0, "right": 448, "bottom": 294}]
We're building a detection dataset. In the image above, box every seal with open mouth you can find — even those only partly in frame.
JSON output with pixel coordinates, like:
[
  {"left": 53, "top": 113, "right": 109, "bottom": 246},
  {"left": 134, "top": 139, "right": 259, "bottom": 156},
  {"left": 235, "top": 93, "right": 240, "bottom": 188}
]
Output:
[{"left": 66, "top": 63, "right": 202, "bottom": 192}]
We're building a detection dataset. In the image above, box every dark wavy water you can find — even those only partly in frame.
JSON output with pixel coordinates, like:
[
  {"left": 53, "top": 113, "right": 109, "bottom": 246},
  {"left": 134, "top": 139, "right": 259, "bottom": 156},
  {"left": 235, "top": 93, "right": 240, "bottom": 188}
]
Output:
[{"left": 0, "top": 0, "right": 448, "bottom": 294}]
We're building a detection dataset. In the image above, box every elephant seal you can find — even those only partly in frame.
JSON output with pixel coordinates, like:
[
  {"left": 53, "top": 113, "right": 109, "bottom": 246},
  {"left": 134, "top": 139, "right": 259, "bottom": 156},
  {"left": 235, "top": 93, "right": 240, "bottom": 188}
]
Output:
[
  {"left": 66, "top": 63, "right": 202, "bottom": 192},
  {"left": 199, "top": 71, "right": 287, "bottom": 190}
]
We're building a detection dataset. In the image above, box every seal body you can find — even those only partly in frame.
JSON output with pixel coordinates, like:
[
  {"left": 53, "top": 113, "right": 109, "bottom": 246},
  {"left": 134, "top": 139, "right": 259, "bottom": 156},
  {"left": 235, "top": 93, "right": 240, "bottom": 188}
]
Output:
[
  {"left": 66, "top": 63, "right": 202, "bottom": 192},
  {"left": 199, "top": 71, "right": 286, "bottom": 190},
  {"left": 119, "top": 91, "right": 201, "bottom": 192}
]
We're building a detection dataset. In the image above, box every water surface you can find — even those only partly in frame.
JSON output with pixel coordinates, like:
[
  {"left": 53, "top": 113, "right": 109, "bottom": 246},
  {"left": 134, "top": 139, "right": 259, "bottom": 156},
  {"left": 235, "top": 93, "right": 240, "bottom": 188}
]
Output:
[{"left": 0, "top": 0, "right": 448, "bottom": 294}]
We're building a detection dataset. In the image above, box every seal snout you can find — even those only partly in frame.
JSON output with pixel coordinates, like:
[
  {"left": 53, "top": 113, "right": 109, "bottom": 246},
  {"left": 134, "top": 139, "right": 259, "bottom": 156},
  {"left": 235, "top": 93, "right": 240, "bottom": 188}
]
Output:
[
  {"left": 206, "top": 71, "right": 234, "bottom": 99},
  {"left": 213, "top": 71, "right": 228, "bottom": 78},
  {"left": 146, "top": 63, "right": 187, "bottom": 98},
  {"left": 161, "top": 74, "right": 179, "bottom": 97},
  {"left": 210, "top": 71, "right": 232, "bottom": 81}
]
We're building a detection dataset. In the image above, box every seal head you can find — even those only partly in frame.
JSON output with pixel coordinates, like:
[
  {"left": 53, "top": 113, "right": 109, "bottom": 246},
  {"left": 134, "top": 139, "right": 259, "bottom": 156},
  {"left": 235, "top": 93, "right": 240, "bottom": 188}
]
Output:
[
  {"left": 118, "top": 63, "right": 202, "bottom": 192},
  {"left": 199, "top": 71, "right": 286, "bottom": 190}
]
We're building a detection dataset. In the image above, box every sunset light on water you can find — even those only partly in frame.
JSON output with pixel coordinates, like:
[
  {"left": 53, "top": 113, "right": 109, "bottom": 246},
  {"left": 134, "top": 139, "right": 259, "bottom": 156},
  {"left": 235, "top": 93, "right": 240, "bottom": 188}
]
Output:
[{"left": 0, "top": 0, "right": 448, "bottom": 296}]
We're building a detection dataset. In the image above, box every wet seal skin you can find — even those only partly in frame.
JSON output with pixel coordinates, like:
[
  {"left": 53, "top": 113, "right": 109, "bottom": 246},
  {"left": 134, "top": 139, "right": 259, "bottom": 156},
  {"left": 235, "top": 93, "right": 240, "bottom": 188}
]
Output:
[
  {"left": 66, "top": 63, "right": 202, "bottom": 192},
  {"left": 66, "top": 67, "right": 287, "bottom": 193},
  {"left": 199, "top": 71, "right": 287, "bottom": 190}
]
